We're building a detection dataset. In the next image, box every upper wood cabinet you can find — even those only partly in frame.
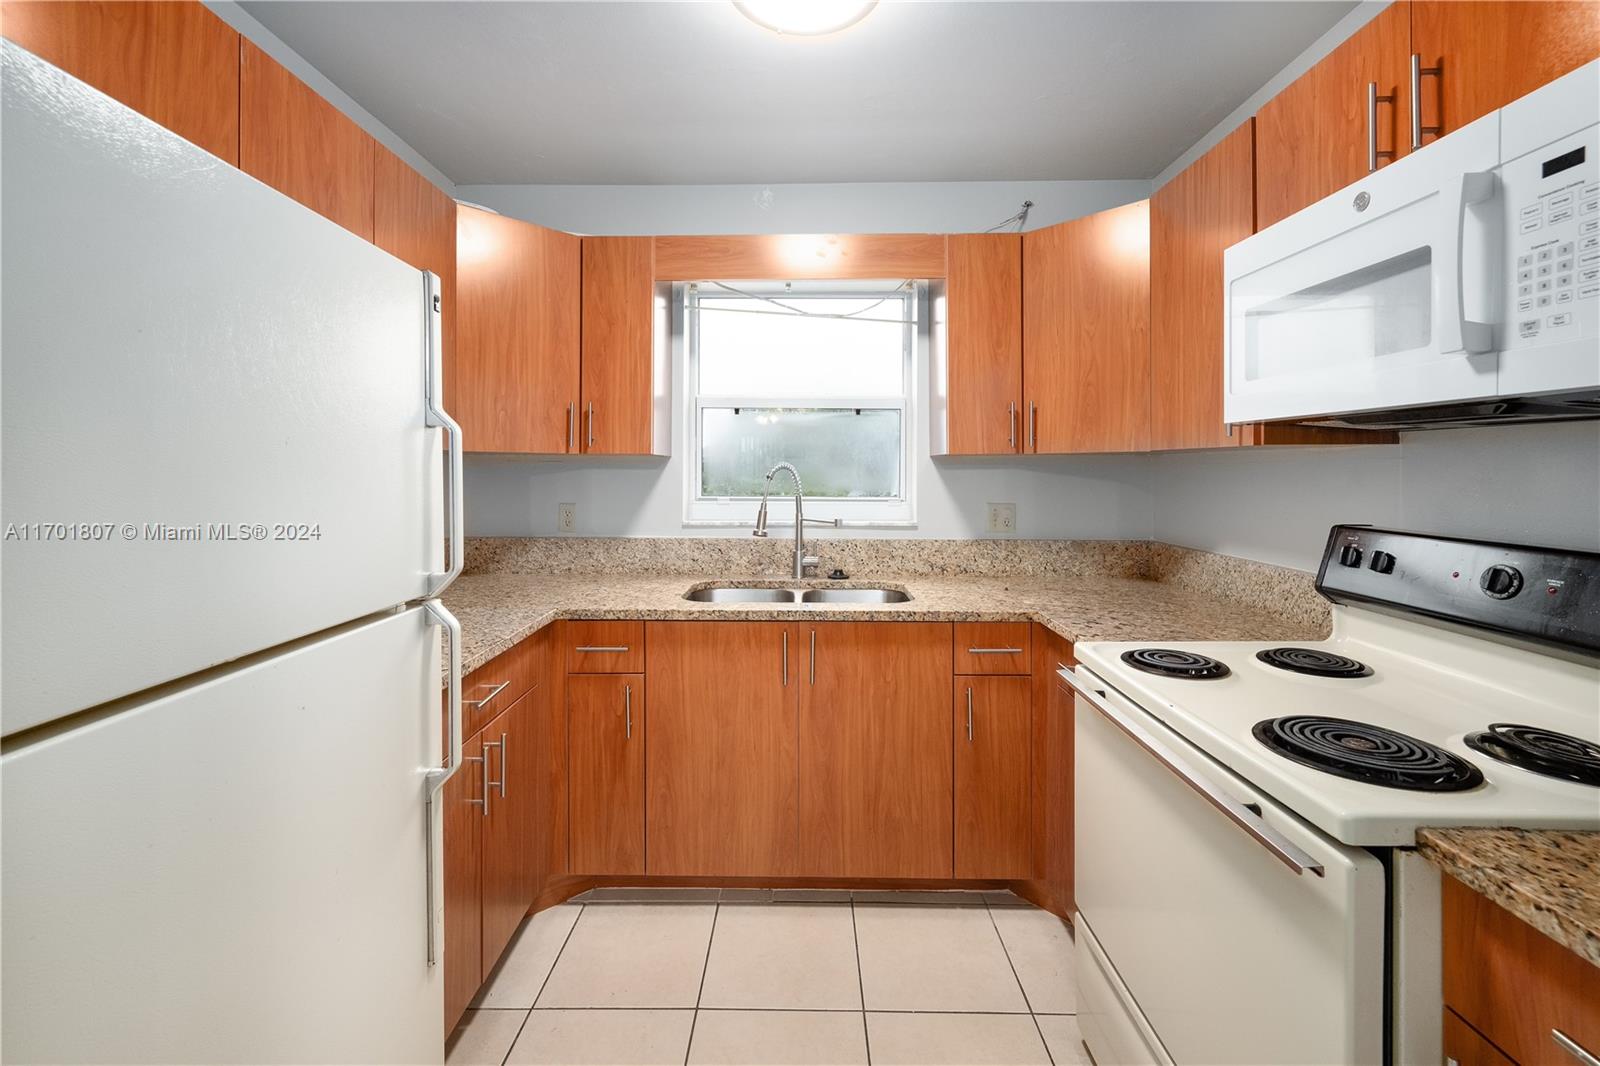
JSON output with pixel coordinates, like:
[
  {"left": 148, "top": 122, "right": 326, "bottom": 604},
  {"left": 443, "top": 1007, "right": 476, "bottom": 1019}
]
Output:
[
  {"left": 455, "top": 205, "right": 581, "bottom": 454},
  {"left": 1412, "top": 1, "right": 1600, "bottom": 146},
  {"left": 1254, "top": 1, "right": 1412, "bottom": 229},
  {"left": 239, "top": 40, "right": 375, "bottom": 240},
  {"left": 935, "top": 234, "right": 1023, "bottom": 455},
  {"left": 798, "top": 622, "right": 953, "bottom": 879},
  {"left": 374, "top": 146, "right": 456, "bottom": 375},
  {"left": 581, "top": 237, "right": 669, "bottom": 456},
  {"left": 645, "top": 622, "right": 798, "bottom": 877},
  {"left": 1, "top": 0, "right": 240, "bottom": 163},
  {"left": 1022, "top": 200, "right": 1151, "bottom": 454}
]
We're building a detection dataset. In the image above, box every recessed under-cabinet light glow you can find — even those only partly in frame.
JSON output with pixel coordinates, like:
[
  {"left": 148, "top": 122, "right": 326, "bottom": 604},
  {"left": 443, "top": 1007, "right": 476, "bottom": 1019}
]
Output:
[{"left": 734, "top": 0, "right": 877, "bottom": 37}]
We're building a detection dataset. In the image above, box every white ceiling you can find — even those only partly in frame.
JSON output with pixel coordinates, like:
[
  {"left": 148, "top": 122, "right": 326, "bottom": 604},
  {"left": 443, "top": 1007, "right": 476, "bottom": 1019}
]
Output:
[{"left": 239, "top": 0, "right": 1357, "bottom": 186}]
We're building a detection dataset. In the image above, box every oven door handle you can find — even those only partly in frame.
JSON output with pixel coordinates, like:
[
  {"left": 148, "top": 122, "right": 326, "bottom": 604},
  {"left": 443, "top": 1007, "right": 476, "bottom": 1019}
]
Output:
[{"left": 1059, "top": 666, "right": 1326, "bottom": 878}]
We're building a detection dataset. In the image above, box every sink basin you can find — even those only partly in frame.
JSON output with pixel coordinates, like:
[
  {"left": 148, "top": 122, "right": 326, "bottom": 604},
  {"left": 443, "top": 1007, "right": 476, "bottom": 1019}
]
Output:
[
  {"left": 683, "top": 585, "right": 911, "bottom": 605},
  {"left": 800, "top": 588, "right": 911, "bottom": 603},
  {"left": 684, "top": 587, "right": 800, "bottom": 603}
]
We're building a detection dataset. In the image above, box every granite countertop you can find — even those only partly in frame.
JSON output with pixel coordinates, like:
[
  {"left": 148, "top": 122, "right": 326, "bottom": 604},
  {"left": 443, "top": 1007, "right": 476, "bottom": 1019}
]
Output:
[
  {"left": 1416, "top": 828, "right": 1600, "bottom": 967},
  {"left": 439, "top": 570, "right": 1329, "bottom": 680}
]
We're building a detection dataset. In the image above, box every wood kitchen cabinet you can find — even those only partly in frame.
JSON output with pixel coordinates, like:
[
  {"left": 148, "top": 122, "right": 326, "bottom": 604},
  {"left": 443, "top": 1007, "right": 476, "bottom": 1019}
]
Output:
[
  {"left": 443, "top": 729, "right": 484, "bottom": 1033},
  {"left": 1411, "top": 1, "right": 1600, "bottom": 148},
  {"left": 568, "top": 673, "right": 645, "bottom": 875},
  {"left": 936, "top": 233, "right": 1023, "bottom": 455},
  {"left": 798, "top": 622, "right": 953, "bottom": 879},
  {"left": 455, "top": 204, "right": 581, "bottom": 454},
  {"left": 1254, "top": 1, "right": 1411, "bottom": 230},
  {"left": 646, "top": 622, "right": 798, "bottom": 876},
  {"left": 1022, "top": 200, "right": 1151, "bottom": 454},
  {"left": 374, "top": 146, "right": 456, "bottom": 376},
  {"left": 477, "top": 695, "right": 537, "bottom": 984},
  {"left": 239, "top": 40, "right": 375, "bottom": 240},
  {"left": 581, "top": 237, "right": 669, "bottom": 456},
  {"left": 1014, "top": 624, "right": 1074, "bottom": 921},
  {"left": 1442, "top": 1009, "right": 1516, "bottom": 1066},
  {"left": 1, "top": 0, "right": 240, "bottom": 163},
  {"left": 954, "top": 675, "right": 1031, "bottom": 879}
]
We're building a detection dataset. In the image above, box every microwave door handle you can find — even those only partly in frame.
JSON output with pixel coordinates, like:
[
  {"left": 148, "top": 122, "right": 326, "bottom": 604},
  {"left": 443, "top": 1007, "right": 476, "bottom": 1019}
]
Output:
[{"left": 1438, "top": 171, "right": 1497, "bottom": 356}]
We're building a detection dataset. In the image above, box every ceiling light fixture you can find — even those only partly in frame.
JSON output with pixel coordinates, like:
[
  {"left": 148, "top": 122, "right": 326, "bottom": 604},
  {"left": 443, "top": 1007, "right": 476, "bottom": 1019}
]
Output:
[{"left": 734, "top": 0, "right": 877, "bottom": 37}]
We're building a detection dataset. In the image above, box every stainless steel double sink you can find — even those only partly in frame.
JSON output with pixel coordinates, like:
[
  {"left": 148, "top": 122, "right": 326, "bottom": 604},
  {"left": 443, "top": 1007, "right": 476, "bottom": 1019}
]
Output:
[{"left": 684, "top": 584, "right": 910, "bottom": 604}]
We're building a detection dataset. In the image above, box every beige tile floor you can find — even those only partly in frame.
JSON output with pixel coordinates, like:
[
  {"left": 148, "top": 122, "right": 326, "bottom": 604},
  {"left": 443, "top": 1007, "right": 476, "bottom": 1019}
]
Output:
[{"left": 448, "top": 889, "right": 1089, "bottom": 1066}]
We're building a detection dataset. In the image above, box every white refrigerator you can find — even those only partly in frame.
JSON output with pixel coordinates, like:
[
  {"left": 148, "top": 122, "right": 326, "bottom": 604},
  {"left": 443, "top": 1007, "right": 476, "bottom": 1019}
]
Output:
[{"left": 1, "top": 42, "right": 466, "bottom": 1064}]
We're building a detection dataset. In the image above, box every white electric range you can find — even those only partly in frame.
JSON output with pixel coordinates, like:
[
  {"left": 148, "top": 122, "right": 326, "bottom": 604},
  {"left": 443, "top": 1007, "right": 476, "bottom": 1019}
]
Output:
[{"left": 1064, "top": 526, "right": 1600, "bottom": 1066}]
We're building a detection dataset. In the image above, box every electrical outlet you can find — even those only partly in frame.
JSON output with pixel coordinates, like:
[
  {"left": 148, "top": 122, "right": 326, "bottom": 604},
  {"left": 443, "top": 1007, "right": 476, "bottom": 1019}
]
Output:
[
  {"left": 987, "top": 502, "right": 1016, "bottom": 535},
  {"left": 557, "top": 502, "right": 576, "bottom": 534}
]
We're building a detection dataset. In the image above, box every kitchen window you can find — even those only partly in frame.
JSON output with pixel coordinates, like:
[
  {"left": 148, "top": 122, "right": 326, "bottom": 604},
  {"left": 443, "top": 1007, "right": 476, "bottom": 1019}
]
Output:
[{"left": 684, "top": 281, "right": 916, "bottom": 526}]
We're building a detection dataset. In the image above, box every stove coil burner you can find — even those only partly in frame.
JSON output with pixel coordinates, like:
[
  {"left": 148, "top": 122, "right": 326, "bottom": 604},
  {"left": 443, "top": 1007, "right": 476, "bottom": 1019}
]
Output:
[
  {"left": 1256, "top": 647, "right": 1373, "bottom": 678},
  {"left": 1120, "top": 648, "right": 1231, "bottom": 680},
  {"left": 1252, "top": 715, "right": 1484, "bottom": 792},
  {"left": 1464, "top": 724, "right": 1600, "bottom": 787}
]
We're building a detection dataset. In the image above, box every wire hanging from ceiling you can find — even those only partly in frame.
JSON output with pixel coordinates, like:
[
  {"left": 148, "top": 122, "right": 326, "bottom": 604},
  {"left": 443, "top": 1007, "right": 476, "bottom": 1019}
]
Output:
[
  {"left": 984, "top": 199, "right": 1034, "bottom": 233},
  {"left": 690, "top": 280, "right": 913, "bottom": 324}
]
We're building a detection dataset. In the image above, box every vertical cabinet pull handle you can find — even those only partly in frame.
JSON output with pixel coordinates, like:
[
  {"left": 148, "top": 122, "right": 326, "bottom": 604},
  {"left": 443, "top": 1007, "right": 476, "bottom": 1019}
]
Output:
[
  {"left": 1367, "top": 81, "right": 1396, "bottom": 172},
  {"left": 966, "top": 686, "right": 974, "bottom": 741},
  {"left": 1027, "top": 402, "right": 1036, "bottom": 452},
  {"left": 624, "top": 683, "right": 633, "bottom": 739},
  {"left": 1410, "top": 53, "right": 1442, "bottom": 150},
  {"left": 497, "top": 731, "right": 508, "bottom": 798},
  {"left": 809, "top": 630, "right": 816, "bottom": 686},
  {"left": 782, "top": 631, "right": 789, "bottom": 687},
  {"left": 567, "top": 402, "right": 576, "bottom": 452},
  {"left": 1553, "top": 1028, "right": 1600, "bottom": 1066},
  {"left": 587, "top": 402, "right": 595, "bottom": 448},
  {"left": 483, "top": 737, "right": 504, "bottom": 800},
  {"left": 1008, "top": 402, "right": 1017, "bottom": 450}
]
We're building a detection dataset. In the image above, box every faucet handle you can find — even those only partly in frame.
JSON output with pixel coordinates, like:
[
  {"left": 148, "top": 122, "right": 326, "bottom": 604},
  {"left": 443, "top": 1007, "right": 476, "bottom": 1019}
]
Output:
[{"left": 801, "top": 555, "right": 821, "bottom": 576}]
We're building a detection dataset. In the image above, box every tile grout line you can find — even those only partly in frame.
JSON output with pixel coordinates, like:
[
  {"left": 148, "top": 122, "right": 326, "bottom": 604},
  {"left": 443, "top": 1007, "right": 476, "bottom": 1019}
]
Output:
[
  {"left": 682, "top": 899, "right": 721, "bottom": 1066},
  {"left": 498, "top": 903, "right": 586, "bottom": 1066},
  {"left": 984, "top": 899, "right": 1056, "bottom": 1066},
  {"left": 850, "top": 897, "right": 872, "bottom": 1066}
]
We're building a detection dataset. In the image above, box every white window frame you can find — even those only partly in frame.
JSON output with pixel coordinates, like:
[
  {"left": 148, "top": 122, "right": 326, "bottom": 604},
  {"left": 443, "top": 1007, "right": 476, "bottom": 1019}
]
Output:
[{"left": 681, "top": 280, "right": 919, "bottom": 529}]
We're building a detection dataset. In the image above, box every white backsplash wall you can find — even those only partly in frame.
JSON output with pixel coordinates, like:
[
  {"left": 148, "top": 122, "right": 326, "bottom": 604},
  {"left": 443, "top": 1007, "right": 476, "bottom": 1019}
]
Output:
[{"left": 1151, "top": 422, "right": 1600, "bottom": 571}]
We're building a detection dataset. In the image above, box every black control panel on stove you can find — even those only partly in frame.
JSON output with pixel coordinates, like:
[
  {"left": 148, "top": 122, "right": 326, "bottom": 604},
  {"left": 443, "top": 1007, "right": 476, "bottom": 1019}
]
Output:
[{"left": 1315, "top": 525, "right": 1600, "bottom": 655}]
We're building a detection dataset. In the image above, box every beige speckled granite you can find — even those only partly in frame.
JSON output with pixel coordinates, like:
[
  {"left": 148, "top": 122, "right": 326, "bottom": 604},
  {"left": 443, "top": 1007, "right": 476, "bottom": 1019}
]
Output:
[
  {"left": 440, "top": 568, "right": 1330, "bottom": 683},
  {"left": 1416, "top": 828, "right": 1600, "bottom": 968},
  {"left": 1147, "top": 542, "right": 1329, "bottom": 632}
]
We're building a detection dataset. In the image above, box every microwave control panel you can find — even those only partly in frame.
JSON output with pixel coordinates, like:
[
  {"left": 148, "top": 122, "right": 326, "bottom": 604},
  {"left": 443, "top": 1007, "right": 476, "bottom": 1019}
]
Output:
[{"left": 1503, "top": 125, "right": 1599, "bottom": 346}]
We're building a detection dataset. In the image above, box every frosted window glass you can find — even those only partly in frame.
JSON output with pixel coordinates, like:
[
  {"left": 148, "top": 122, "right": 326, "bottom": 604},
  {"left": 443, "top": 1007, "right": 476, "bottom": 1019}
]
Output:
[{"left": 700, "top": 408, "right": 902, "bottom": 498}]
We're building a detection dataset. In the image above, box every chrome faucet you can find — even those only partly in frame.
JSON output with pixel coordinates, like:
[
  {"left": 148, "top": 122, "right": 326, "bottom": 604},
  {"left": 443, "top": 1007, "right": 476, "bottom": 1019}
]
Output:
[{"left": 752, "top": 462, "right": 840, "bottom": 578}]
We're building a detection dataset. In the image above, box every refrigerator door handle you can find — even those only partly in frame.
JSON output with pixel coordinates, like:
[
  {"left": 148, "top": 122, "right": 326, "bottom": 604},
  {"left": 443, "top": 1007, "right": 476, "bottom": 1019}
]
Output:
[
  {"left": 422, "top": 599, "right": 461, "bottom": 966},
  {"left": 423, "top": 271, "right": 464, "bottom": 598}
]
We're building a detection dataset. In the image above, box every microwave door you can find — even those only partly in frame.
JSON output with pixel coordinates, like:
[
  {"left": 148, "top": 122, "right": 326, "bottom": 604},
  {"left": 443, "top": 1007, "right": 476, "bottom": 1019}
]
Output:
[{"left": 1223, "top": 111, "right": 1502, "bottom": 425}]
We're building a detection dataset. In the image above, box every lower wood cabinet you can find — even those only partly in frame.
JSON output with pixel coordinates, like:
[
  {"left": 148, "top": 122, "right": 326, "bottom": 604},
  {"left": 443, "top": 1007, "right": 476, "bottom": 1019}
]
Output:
[
  {"left": 799, "top": 622, "right": 953, "bottom": 879},
  {"left": 568, "top": 673, "right": 645, "bottom": 875},
  {"left": 954, "top": 675, "right": 1031, "bottom": 879},
  {"left": 1443, "top": 1008, "right": 1515, "bottom": 1066},
  {"left": 646, "top": 622, "right": 798, "bottom": 877},
  {"left": 443, "top": 730, "right": 484, "bottom": 1033},
  {"left": 1015, "top": 624, "right": 1075, "bottom": 921},
  {"left": 478, "top": 697, "right": 536, "bottom": 979}
]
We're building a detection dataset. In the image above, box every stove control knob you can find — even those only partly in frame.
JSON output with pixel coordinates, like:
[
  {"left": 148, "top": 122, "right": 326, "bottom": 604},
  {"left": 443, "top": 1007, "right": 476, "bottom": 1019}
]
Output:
[
  {"left": 1369, "top": 550, "right": 1396, "bottom": 574},
  {"left": 1339, "top": 545, "right": 1364, "bottom": 568},
  {"left": 1479, "top": 564, "right": 1524, "bottom": 599}
]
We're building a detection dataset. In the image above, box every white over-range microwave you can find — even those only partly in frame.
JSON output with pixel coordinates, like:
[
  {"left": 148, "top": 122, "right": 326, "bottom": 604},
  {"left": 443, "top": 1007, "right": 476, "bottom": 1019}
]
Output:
[{"left": 1224, "top": 60, "right": 1599, "bottom": 429}]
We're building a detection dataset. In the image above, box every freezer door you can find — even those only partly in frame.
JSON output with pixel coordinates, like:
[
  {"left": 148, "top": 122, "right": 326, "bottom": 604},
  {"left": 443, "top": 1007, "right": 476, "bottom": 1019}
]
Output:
[
  {"left": 1, "top": 605, "right": 444, "bottom": 1065},
  {"left": 1, "top": 43, "right": 445, "bottom": 735}
]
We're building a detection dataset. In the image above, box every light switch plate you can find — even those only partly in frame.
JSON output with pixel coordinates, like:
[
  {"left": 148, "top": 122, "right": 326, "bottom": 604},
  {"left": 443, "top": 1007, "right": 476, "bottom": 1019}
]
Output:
[
  {"left": 987, "top": 502, "right": 1016, "bottom": 534},
  {"left": 558, "top": 502, "right": 576, "bottom": 533}
]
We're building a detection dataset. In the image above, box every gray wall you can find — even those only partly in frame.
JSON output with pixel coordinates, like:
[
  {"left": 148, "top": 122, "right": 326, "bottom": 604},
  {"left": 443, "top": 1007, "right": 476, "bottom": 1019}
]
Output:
[{"left": 455, "top": 180, "right": 1151, "bottom": 236}]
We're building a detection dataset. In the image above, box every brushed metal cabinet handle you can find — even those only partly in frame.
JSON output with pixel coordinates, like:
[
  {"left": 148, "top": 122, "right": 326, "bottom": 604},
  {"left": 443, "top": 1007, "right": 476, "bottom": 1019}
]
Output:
[
  {"left": 497, "top": 731, "right": 508, "bottom": 798},
  {"left": 483, "top": 737, "right": 504, "bottom": 800},
  {"left": 567, "top": 401, "right": 576, "bottom": 452},
  {"left": 587, "top": 402, "right": 595, "bottom": 448},
  {"left": 1008, "top": 402, "right": 1016, "bottom": 450},
  {"left": 1027, "top": 401, "right": 1036, "bottom": 452},
  {"left": 1367, "top": 81, "right": 1396, "bottom": 172},
  {"left": 624, "top": 683, "right": 633, "bottom": 740},
  {"left": 576, "top": 645, "right": 630, "bottom": 654},
  {"left": 809, "top": 630, "right": 816, "bottom": 686},
  {"left": 782, "top": 630, "right": 789, "bottom": 687},
  {"left": 966, "top": 686, "right": 974, "bottom": 741},
  {"left": 1554, "top": 1029, "right": 1600, "bottom": 1066},
  {"left": 464, "top": 680, "right": 509, "bottom": 709},
  {"left": 1410, "top": 53, "right": 1442, "bottom": 150},
  {"left": 967, "top": 647, "right": 1023, "bottom": 655}
]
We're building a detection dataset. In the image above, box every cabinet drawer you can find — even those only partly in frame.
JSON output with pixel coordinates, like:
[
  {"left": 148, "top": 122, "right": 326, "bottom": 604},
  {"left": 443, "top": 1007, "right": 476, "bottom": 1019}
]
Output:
[
  {"left": 953, "top": 622, "right": 1031, "bottom": 674},
  {"left": 566, "top": 620, "right": 645, "bottom": 673},
  {"left": 462, "top": 637, "right": 538, "bottom": 739},
  {"left": 1443, "top": 875, "right": 1600, "bottom": 1066}
]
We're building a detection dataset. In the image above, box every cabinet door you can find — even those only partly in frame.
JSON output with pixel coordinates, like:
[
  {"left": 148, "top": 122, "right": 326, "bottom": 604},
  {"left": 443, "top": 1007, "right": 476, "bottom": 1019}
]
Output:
[
  {"left": 374, "top": 146, "right": 456, "bottom": 385},
  {"left": 239, "top": 40, "right": 375, "bottom": 240},
  {"left": 1412, "top": 1, "right": 1600, "bottom": 145},
  {"left": 528, "top": 627, "right": 568, "bottom": 901},
  {"left": 1022, "top": 201, "right": 1151, "bottom": 454},
  {"left": 581, "top": 237, "right": 665, "bottom": 456},
  {"left": 455, "top": 205, "right": 581, "bottom": 454},
  {"left": 479, "top": 696, "right": 537, "bottom": 981},
  {"left": 443, "top": 730, "right": 484, "bottom": 1034},
  {"left": 1442, "top": 1009, "right": 1515, "bottom": 1066},
  {"left": 954, "top": 676, "right": 1031, "bottom": 879},
  {"left": 1016, "top": 626, "right": 1074, "bottom": 920},
  {"left": 1151, "top": 121, "right": 1255, "bottom": 452},
  {"left": 798, "top": 622, "right": 953, "bottom": 879},
  {"left": 1254, "top": 1, "right": 1411, "bottom": 229},
  {"left": 943, "top": 233, "right": 1023, "bottom": 455},
  {"left": 568, "top": 674, "right": 645, "bottom": 875},
  {"left": 0, "top": 0, "right": 239, "bottom": 163},
  {"left": 646, "top": 622, "right": 798, "bottom": 876}
]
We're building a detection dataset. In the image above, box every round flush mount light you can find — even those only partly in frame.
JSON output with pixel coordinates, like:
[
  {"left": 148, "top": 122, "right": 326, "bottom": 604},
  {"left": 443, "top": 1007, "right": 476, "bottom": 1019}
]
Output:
[{"left": 734, "top": 0, "right": 877, "bottom": 36}]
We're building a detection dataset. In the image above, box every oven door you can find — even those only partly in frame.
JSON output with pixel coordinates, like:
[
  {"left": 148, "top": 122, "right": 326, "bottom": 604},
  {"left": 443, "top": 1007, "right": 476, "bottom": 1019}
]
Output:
[
  {"left": 1069, "top": 666, "right": 1385, "bottom": 1066},
  {"left": 1223, "top": 109, "right": 1502, "bottom": 425}
]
